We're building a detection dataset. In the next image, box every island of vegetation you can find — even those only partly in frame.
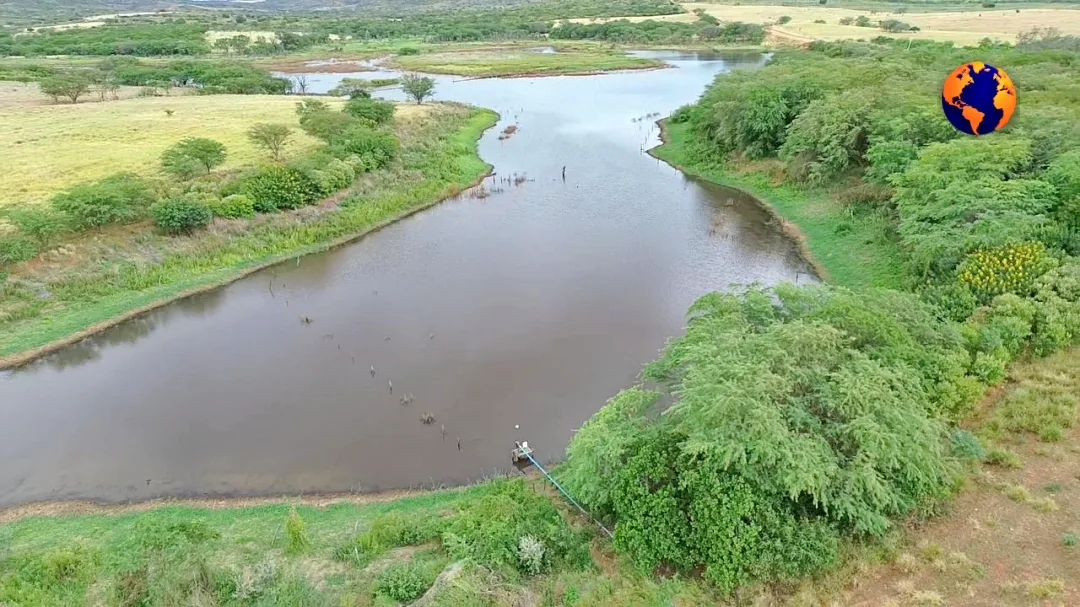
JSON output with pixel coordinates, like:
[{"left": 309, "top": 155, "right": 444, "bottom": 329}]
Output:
[{"left": 1, "top": 0, "right": 1080, "bottom": 605}]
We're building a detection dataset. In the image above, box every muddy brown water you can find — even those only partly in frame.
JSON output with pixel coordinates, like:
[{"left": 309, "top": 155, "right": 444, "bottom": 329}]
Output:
[{"left": 0, "top": 51, "right": 816, "bottom": 508}]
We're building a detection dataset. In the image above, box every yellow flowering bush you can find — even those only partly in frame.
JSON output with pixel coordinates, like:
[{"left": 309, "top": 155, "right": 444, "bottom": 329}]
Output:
[{"left": 957, "top": 242, "right": 1057, "bottom": 301}]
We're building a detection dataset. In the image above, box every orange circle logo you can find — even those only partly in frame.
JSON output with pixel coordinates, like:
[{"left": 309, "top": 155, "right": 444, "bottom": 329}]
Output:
[{"left": 941, "top": 62, "right": 1016, "bottom": 135}]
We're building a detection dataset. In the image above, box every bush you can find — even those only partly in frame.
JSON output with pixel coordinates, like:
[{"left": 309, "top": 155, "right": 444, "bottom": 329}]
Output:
[
  {"left": 150, "top": 195, "right": 213, "bottom": 234},
  {"left": 298, "top": 108, "right": 356, "bottom": 141},
  {"left": 328, "top": 127, "right": 398, "bottom": 169},
  {"left": 855, "top": 15, "right": 873, "bottom": 27},
  {"left": 441, "top": 478, "right": 590, "bottom": 574},
  {"left": 374, "top": 562, "right": 428, "bottom": 602},
  {"left": 343, "top": 97, "right": 394, "bottom": 126},
  {"left": 397, "top": 46, "right": 420, "bottom": 55},
  {"left": 244, "top": 165, "right": 319, "bottom": 211},
  {"left": 51, "top": 173, "right": 157, "bottom": 230},
  {"left": 839, "top": 16, "right": 854, "bottom": 25},
  {"left": 209, "top": 194, "right": 255, "bottom": 218},
  {"left": 0, "top": 233, "right": 37, "bottom": 266},
  {"left": 777, "top": 15, "right": 792, "bottom": 24},
  {"left": 880, "top": 19, "right": 915, "bottom": 33},
  {"left": 949, "top": 429, "right": 985, "bottom": 462},
  {"left": 517, "top": 536, "right": 546, "bottom": 575}
]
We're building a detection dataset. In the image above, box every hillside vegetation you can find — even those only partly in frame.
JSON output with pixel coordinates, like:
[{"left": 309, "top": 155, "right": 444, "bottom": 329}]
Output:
[{"left": 611, "top": 30, "right": 1080, "bottom": 592}]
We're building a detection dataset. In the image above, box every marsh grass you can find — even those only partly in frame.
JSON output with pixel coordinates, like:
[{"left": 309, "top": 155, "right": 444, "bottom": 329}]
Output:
[{"left": 390, "top": 48, "right": 662, "bottom": 77}]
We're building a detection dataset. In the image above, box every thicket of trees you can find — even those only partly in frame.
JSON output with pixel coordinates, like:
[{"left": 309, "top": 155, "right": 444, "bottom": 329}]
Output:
[
  {"left": 1, "top": 22, "right": 209, "bottom": 57},
  {"left": 550, "top": 17, "right": 764, "bottom": 45},
  {"left": 559, "top": 33, "right": 1080, "bottom": 592}
]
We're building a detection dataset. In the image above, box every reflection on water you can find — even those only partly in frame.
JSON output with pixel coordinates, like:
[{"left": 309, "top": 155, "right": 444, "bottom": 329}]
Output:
[{"left": 0, "top": 51, "right": 814, "bottom": 508}]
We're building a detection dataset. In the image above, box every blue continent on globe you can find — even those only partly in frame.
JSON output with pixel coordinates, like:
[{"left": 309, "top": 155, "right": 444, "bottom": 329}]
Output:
[{"left": 941, "top": 62, "right": 1017, "bottom": 136}]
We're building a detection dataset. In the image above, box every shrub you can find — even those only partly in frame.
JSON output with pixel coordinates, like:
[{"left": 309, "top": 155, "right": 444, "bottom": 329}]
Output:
[
  {"left": 51, "top": 173, "right": 157, "bottom": 229},
  {"left": 4, "top": 205, "right": 69, "bottom": 247},
  {"left": 328, "top": 127, "right": 398, "bottom": 169},
  {"left": 209, "top": 194, "right": 255, "bottom": 218},
  {"left": 949, "top": 429, "right": 985, "bottom": 462},
  {"left": 298, "top": 108, "right": 356, "bottom": 141},
  {"left": 777, "top": 15, "right": 792, "bottom": 24},
  {"left": 374, "top": 562, "right": 428, "bottom": 602},
  {"left": 517, "top": 536, "right": 546, "bottom": 575},
  {"left": 855, "top": 15, "right": 873, "bottom": 27},
  {"left": 161, "top": 137, "right": 227, "bottom": 179},
  {"left": 150, "top": 195, "right": 213, "bottom": 234},
  {"left": 343, "top": 97, "right": 394, "bottom": 125},
  {"left": 397, "top": 46, "right": 420, "bottom": 55},
  {"left": 839, "top": 16, "right": 854, "bottom": 25},
  {"left": 880, "top": 19, "right": 915, "bottom": 33},
  {"left": 957, "top": 242, "right": 1057, "bottom": 302},
  {"left": 244, "top": 165, "right": 319, "bottom": 211},
  {"left": 0, "top": 233, "right": 37, "bottom": 266},
  {"left": 441, "top": 478, "right": 590, "bottom": 574},
  {"left": 285, "top": 508, "right": 310, "bottom": 555}
]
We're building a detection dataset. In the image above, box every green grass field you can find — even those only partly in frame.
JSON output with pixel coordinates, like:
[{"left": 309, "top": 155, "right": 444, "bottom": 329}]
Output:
[
  {"left": 0, "top": 92, "right": 335, "bottom": 207},
  {"left": 389, "top": 48, "right": 663, "bottom": 77}
]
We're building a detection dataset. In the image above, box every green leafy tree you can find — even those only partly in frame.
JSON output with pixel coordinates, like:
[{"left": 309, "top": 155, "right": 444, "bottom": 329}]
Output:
[
  {"left": 161, "top": 138, "right": 227, "bottom": 178},
  {"left": 4, "top": 206, "right": 70, "bottom": 247},
  {"left": 247, "top": 123, "right": 293, "bottom": 161},
  {"left": 780, "top": 89, "right": 874, "bottom": 183},
  {"left": 39, "top": 73, "right": 93, "bottom": 104},
  {"left": 401, "top": 73, "right": 436, "bottom": 104}
]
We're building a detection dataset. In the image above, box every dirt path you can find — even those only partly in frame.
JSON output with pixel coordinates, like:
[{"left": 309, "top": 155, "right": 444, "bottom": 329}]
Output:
[{"left": 842, "top": 350, "right": 1080, "bottom": 606}]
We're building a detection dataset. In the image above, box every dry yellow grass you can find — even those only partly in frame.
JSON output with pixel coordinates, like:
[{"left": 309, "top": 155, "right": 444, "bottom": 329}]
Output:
[
  {"left": 0, "top": 80, "right": 165, "bottom": 107},
  {"left": 205, "top": 30, "right": 279, "bottom": 44},
  {"left": 0, "top": 93, "right": 342, "bottom": 207},
  {"left": 566, "top": 2, "right": 1080, "bottom": 46}
]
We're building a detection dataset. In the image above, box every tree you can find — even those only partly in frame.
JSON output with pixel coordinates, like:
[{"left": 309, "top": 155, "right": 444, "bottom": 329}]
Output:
[
  {"left": 4, "top": 205, "right": 69, "bottom": 247},
  {"left": 213, "top": 38, "right": 233, "bottom": 56},
  {"left": 293, "top": 74, "right": 309, "bottom": 95},
  {"left": 161, "top": 138, "right": 227, "bottom": 178},
  {"left": 401, "top": 73, "right": 435, "bottom": 104},
  {"left": 247, "top": 123, "right": 293, "bottom": 160},
  {"left": 39, "top": 73, "right": 93, "bottom": 104}
]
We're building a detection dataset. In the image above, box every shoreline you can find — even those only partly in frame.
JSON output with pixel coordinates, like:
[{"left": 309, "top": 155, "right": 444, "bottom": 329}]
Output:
[
  {"left": 2, "top": 115, "right": 827, "bottom": 524},
  {"left": 646, "top": 118, "right": 831, "bottom": 283},
  {"left": 0, "top": 109, "right": 500, "bottom": 370}
]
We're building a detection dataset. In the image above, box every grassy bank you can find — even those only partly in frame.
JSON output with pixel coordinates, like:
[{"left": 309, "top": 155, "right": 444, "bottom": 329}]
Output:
[
  {"left": 388, "top": 48, "right": 664, "bottom": 78},
  {"left": 651, "top": 120, "right": 905, "bottom": 290},
  {"left": 0, "top": 478, "right": 719, "bottom": 605},
  {"left": 0, "top": 104, "right": 497, "bottom": 366}
]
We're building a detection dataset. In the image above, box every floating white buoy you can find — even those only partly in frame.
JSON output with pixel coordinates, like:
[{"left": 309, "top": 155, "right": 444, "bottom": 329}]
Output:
[{"left": 514, "top": 424, "right": 519, "bottom": 429}]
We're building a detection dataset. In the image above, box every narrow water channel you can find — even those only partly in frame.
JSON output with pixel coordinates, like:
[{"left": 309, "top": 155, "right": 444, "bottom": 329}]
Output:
[{"left": 0, "top": 51, "right": 815, "bottom": 508}]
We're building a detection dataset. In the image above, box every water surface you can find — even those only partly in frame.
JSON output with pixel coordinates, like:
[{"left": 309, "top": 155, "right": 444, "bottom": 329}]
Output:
[{"left": 0, "top": 51, "right": 814, "bottom": 507}]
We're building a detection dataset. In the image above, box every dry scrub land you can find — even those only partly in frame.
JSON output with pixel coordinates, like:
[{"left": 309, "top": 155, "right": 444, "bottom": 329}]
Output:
[
  {"left": 0, "top": 88, "right": 333, "bottom": 207},
  {"left": 568, "top": 2, "right": 1080, "bottom": 46}
]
